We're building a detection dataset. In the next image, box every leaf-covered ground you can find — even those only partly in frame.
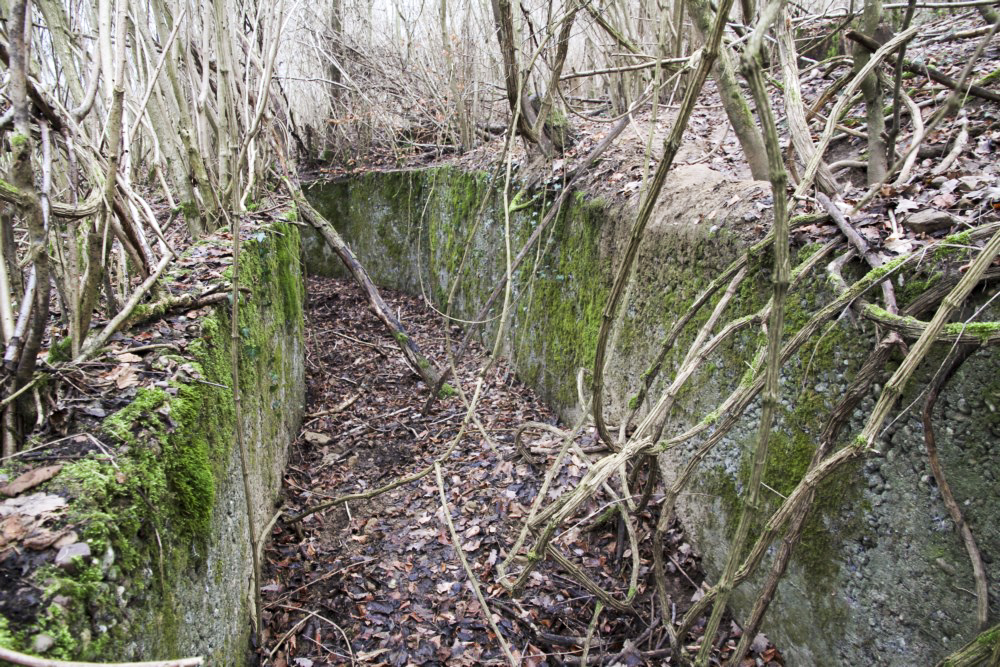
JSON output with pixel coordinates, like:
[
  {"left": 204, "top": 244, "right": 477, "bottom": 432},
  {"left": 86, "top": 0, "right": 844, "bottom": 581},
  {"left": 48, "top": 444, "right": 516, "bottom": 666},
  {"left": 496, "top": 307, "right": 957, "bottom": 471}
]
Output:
[{"left": 259, "top": 277, "right": 782, "bottom": 667}]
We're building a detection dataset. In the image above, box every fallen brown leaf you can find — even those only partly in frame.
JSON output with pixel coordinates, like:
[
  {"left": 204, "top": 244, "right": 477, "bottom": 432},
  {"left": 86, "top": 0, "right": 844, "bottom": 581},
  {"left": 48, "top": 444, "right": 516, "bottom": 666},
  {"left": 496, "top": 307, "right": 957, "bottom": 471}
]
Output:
[{"left": 0, "top": 465, "right": 63, "bottom": 497}]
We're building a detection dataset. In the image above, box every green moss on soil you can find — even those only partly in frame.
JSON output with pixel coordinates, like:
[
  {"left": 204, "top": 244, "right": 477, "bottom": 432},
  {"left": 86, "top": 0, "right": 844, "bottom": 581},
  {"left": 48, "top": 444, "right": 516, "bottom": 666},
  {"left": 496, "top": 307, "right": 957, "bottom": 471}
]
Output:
[
  {"left": 1, "top": 220, "right": 303, "bottom": 662},
  {"left": 46, "top": 337, "right": 73, "bottom": 364}
]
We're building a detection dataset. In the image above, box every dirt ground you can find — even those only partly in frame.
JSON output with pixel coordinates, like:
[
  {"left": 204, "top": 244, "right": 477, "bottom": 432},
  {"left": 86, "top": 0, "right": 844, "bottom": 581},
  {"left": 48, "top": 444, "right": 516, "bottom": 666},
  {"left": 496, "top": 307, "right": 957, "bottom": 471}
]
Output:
[{"left": 259, "top": 277, "right": 781, "bottom": 666}]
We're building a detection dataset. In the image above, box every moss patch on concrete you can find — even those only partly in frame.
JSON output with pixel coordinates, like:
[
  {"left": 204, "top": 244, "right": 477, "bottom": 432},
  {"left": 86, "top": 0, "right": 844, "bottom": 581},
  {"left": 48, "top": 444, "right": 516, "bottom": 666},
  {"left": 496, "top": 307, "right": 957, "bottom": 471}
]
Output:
[
  {"left": 1, "top": 222, "right": 305, "bottom": 664},
  {"left": 302, "top": 166, "right": 1000, "bottom": 667}
]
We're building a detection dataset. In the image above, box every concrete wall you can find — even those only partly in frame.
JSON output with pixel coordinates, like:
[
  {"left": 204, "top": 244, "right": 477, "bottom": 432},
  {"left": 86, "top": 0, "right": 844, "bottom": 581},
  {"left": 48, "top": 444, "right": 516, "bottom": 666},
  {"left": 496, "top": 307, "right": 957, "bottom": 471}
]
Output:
[
  {"left": 303, "top": 167, "right": 1000, "bottom": 666},
  {"left": 0, "top": 222, "right": 305, "bottom": 664}
]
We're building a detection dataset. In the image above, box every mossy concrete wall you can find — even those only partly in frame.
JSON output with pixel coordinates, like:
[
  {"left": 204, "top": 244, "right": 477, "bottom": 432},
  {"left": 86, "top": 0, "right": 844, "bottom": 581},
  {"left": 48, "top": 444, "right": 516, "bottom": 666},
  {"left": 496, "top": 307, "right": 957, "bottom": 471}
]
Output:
[
  {"left": 0, "top": 223, "right": 305, "bottom": 664},
  {"left": 304, "top": 167, "right": 1000, "bottom": 666}
]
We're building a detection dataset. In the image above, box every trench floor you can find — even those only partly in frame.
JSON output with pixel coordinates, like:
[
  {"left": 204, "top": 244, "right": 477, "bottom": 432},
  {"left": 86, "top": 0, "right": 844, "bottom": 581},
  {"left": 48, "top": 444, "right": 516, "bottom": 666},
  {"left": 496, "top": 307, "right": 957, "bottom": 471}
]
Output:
[{"left": 259, "top": 277, "right": 780, "bottom": 666}]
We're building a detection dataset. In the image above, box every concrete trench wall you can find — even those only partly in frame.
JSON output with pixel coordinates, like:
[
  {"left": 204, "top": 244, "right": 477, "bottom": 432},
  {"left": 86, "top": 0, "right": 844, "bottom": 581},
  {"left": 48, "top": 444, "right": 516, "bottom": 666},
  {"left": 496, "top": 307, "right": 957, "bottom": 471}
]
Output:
[
  {"left": 304, "top": 166, "right": 1000, "bottom": 666},
  {"left": 0, "top": 223, "right": 305, "bottom": 664}
]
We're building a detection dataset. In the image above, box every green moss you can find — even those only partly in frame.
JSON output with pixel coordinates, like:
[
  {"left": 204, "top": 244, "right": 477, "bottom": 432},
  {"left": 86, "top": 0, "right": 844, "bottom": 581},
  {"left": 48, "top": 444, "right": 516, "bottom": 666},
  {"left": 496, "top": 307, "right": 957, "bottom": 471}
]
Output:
[
  {"left": 162, "top": 386, "right": 217, "bottom": 536},
  {"left": 702, "top": 408, "right": 720, "bottom": 425},
  {"left": 47, "top": 337, "right": 73, "bottom": 364},
  {"left": 897, "top": 269, "right": 942, "bottom": 309},
  {"left": 865, "top": 304, "right": 922, "bottom": 329},
  {"left": 102, "top": 387, "right": 170, "bottom": 445},
  {"left": 175, "top": 201, "right": 199, "bottom": 221},
  {"left": 934, "top": 230, "right": 974, "bottom": 261},
  {"left": 0, "top": 616, "right": 15, "bottom": 648},
  {"left": 704, "top": 421, "right": 862, "bottom": 592},
  {"left": 71, "top": 385, "right": 215, "bottom": 544},
  {"left": 10, "top": 133, "right": 28, "bottom": 148},
  {"left": 979, "top": 68, "right": 1000, "bottom": 85},
  {"left": 796, "top": 242, "right": 825, "bottom": 264},
  {"left": 944, "top": 320, "right": 1000, "bottom": 342},
  {"left": 943, "top": 229, "right": 972, "bottom": 246},
  {"left": 871, "top": 256, "right": 906, "bottom": 281},
  {"left": 438, "top": 383, "right": 458, "bottom": 398},
  {"left": 4, "top": 219, "right": 304, "bottom": 662},
  {"left": 508, "top": 190, "right": 539, "bottom": 214},
  {"left": 31, "top": 564, "right": 116, "bottom": 660},
  {"left": 977, "top": 626, "right": 1000, "bottom": 646}
]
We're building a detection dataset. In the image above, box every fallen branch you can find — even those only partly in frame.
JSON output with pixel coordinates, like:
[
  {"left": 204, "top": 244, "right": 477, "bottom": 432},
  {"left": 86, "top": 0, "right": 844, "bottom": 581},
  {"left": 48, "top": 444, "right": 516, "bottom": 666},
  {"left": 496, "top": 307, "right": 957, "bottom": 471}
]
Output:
[
  {"left": 816, "top": 192, "right": 901, "bottom": 315},
  {"left": 123, "top": 288, "right": 239, "bottom": 329},
  {"left": 0, "top": 179, "right": 102, "bottom": 219},
  {"left": 922, "top": 345, "right": 989, "bottom": 629},
  {"left": 847, "top": 29, "right": 1000, "bottom": 104},
  {"left": 816, "top": 195, "right": 1000, "bottom": 344},
  {"left": 74, "top": 253, "right": 173, "bottom": 362},
  {"left": 933, "top": 622, "right": 1000, "bottom": 667},
  {"left": 891, "top": 86, "right": 925, "bottom": 186},
  {"left": 0, "top": 648, "right": 201, "bottom": 667},
  {"left": 285, "top": 179, "right": 443, "bottom": 389},
  {"left": 435, "top": 462, "right": 518, "bottom": 667},
  {"left": 777, "top": 17, "right": 839, "bottom": 194},
  {"left": 305, "top": 392, "right": 360, "bottom": 419},
  {"left": 931, "top": 111, "right": 969, "bottom": 176}
]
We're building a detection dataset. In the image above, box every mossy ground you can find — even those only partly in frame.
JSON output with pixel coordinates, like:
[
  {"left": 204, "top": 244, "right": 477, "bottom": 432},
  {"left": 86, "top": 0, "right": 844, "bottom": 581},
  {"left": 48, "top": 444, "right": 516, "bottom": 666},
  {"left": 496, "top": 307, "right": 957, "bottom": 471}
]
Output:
[{"left": 0, "top": 221, "right": 303, "bottom": 662}]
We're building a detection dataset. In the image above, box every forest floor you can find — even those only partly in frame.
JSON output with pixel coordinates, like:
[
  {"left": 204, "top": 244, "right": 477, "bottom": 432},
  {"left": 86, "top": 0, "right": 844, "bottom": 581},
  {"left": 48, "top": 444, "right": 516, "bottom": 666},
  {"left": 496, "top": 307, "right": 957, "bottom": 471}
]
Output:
[
  {"left": 267, "top": 17, "right": 1000, "bottom": 665},
  {"left": 258, "top": 277, "right": 782, "bottom": 667},
  {"left": 2, "top": 9, "right": 999, "bottom": 666},
  {"left": 319, "top": 11, "right": 999, "bottom": 259}
]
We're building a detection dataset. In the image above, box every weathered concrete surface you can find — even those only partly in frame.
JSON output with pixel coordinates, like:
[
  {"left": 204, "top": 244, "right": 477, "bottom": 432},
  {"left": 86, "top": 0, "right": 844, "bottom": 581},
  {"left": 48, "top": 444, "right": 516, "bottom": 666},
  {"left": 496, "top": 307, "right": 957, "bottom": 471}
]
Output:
[
  {"left": 304, "top": 166, "right": 1000, "bottom": 666},
  {"left": 0, "top": 223, "right": 305, "bottom": 665},
  {"left": 123, "top": 225, "right": 307, "bottom": 663}
]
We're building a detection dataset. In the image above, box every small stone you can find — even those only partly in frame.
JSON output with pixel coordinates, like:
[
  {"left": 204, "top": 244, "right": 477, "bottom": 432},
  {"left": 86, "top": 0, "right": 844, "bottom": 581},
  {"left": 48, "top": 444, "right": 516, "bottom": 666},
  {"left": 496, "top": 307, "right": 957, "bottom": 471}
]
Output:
[
  {"left": 902, "top": 209, "right": 961, "bottom": 234},
  {"left": 101, "top": 546, "right": 115, "bottom": 572},
  {"left": 32, "top": 634, "right": 55, "bottom": 653},
  {"left": 83, "top": 404, "right": 107, "bottom": 418},
  {"left": 53, "top": 531, "right": 78, "bottom": 549},
  {"left": 303, "top": 431, "right": 332, "bottom": 445},
  {"left": 55, "top": 542, "right": 92, "bottom": 571}
]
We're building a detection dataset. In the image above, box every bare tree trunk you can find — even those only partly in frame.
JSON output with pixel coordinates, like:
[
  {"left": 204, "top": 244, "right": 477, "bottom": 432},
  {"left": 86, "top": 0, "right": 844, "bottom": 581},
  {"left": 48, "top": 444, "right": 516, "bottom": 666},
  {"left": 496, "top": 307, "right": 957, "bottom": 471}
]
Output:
[
  {"left": 5, "top": 0, "right": 49, "bottom": 454},
  {"left": 686, "top": 0, "right": 769, "bottom": 180},
  {"left": 215, "top": 0, "right": 236, "bottom": 211},
  {"left": 490, "top": 0, "right": 553, "bottom": 155},
  {"left": 776, "top": 12, "right": 839, "bottom": 193},
  {"left": 440, "top": 0, "right": 473, "bottom": 150},
  {"left": 530, "top": 3, "right": 577, "bottom": 154},
  {"left": 855, "top": 0, "right": 887, "bottom": 183}
]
